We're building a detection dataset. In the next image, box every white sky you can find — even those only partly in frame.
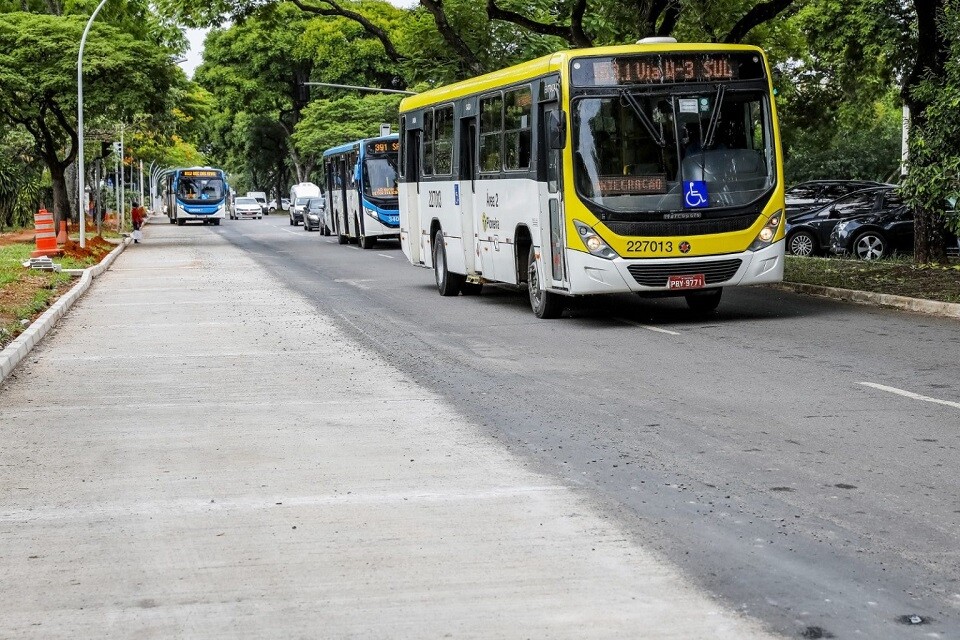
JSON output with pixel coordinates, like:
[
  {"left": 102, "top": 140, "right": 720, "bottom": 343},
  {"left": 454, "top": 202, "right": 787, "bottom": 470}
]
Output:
[{"left": 178, "top": 0, "right": 419, "bottom": 78}]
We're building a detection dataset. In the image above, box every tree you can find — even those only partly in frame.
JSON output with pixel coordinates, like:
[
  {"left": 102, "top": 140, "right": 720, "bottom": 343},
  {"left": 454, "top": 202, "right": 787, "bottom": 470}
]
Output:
[
  {"left": 292, "top": 92, "right": 401, "bottom": 158},
  {"left": 0, "top": 12, "right": 175, "bottom": 226}
]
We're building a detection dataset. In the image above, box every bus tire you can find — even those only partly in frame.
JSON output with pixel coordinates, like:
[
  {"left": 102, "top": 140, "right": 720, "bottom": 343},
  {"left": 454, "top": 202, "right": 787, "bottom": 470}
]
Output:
[
  {"left": 685, "top": 288, "right": 722, "bottom": 313},
  {"left": 213, "top": 219, "right": 221, "bottom": 226},
  {"left": 177, "top": 218, "right": 186, "bottom": 226},
  {"left": 527, "top": 245, "right": 563, "bottom": 318},
  {"left": 434, "top": 230, "right": 464, "bottom": 296},
  {"left": 169, "top": 217, "right": 175, "bottom": 225},
  {"left": 359, "top": 231, "right": 376, "bottom": 249},
  {"left": 337, "top": 232, "right": 349, "bottom": 245}
]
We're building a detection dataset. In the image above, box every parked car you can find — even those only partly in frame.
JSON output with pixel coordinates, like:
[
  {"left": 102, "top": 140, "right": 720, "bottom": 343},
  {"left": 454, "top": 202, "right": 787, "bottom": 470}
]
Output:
[
  {"left": 268, "top": 198, "right": 290, "bottom": 212},
  {"left": 785, "top": 180, "right": 889, "bottom": 220},
  {"left": 231, "top": 196, "right": 263, "bottom": 220},
  {"left": 302, "top": 198, "right": 326, "bottom": 232},
  {"left": 785, "top": 186, "right": 894, "bottom": 257},
  {"left": 828, "top": 189, "right": 919, "bottom": 259}
]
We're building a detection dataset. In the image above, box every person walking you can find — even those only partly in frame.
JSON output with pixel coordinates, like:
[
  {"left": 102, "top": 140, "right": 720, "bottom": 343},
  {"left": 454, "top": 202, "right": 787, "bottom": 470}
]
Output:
[{"left": 131, "top": 200, "right": 145, "bottom": 244}]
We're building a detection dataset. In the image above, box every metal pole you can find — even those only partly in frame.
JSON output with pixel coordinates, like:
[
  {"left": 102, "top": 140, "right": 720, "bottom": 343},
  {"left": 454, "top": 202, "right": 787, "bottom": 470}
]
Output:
[
  {"left": 76, "top": 0, "right": 110, "bottom": 249},
  {"left": 114, "top": 148, "right": 119, "bottom": 233},
  {"left": 139, "top": 160, "right": 144, "bottom": 209},
  {"left": 119, "top": 124, "right": 124, "bottom": 234}
]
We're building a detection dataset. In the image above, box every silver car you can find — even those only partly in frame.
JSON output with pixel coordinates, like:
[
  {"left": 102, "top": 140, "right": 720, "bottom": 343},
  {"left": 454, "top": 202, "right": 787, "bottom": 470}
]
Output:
[{"left": 232, "top": 197, "right": 262, "bottom": 220}]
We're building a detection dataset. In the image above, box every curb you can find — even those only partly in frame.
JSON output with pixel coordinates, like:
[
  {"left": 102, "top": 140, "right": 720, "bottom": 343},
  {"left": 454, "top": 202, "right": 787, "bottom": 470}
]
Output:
[
  {"left": 771, "top": 281, "right": 960, "bottom": 320},
  {"left": 0, "top": 237, "right": 131, "bottom": 383}
]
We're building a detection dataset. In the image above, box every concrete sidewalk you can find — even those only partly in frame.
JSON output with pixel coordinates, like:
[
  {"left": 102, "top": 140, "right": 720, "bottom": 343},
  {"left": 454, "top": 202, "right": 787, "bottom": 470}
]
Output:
[{"left": 0, "top": 220, "right": 781, "bottom": 639}]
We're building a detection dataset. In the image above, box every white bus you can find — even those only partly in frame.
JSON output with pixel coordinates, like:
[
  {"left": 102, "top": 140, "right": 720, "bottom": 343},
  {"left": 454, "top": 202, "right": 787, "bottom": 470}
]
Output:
[{"left": 397, "top": 41, "right": 785, "bottom": 317}]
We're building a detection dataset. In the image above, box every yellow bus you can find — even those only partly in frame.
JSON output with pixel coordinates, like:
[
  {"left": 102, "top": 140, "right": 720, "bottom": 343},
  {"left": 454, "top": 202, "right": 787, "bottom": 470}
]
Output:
[{"left": 398, "top": 38, "right": 784, "bottom": 318}]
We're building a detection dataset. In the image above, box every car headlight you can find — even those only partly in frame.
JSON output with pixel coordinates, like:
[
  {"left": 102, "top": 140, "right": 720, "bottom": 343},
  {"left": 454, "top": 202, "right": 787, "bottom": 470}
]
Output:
[
  {"left": 748, "top": 210, "right": 783, "bottom": 252},
  {"left": 573, "top": 220, "right": 618, "bottom": 259}
]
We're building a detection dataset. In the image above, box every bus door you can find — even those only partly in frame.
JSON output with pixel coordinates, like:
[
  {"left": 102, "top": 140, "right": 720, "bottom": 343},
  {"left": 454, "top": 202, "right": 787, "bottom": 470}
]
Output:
[
  {"left": 458, "top": 115, "right": 478, "bottom": 275},
  {"left": 540, "top": 102, "right": 569, "bottom": 290},
  {"left": 402, "top": 123, "right": 423, "bottom": 264},
  {"left": 338, "top": 157, "right": 349, "bottom": 238}
]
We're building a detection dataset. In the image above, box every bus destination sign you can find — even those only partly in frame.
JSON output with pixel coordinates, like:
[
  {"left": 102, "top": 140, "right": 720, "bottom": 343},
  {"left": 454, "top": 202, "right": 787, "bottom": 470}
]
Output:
[
  {"left": 181, "top": 169, "right": 220, "bottom": 177},
  {"left": 367, "top": 140, "right": 400, "bottom": 154},
  {"left": 572, "top": 53, "right": 765, "bottom": 86}
]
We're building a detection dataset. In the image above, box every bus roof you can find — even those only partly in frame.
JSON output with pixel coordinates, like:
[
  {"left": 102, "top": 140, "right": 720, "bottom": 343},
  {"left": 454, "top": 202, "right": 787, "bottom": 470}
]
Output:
[
  {"left": 399, "top": 42, "right": 766, "bottom": 112},
  {"left": 322, "top": 134, "right": 399, "bottom": 159}
]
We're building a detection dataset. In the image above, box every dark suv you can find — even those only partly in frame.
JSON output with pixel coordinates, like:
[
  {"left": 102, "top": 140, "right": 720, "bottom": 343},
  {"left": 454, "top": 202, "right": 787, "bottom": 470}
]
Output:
[
  {"left": 786, "top": 186, "right": 894, "bottom": 257},
  {"left": 785, "top": 180, "right": 889, "bottom": 220}
]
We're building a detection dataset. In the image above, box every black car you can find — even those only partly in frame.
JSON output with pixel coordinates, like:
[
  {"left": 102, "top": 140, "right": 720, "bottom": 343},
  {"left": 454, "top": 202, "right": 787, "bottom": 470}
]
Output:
[
  {"left": 302, "top": 197, "right": 326, "bottom": 232},
  {"left": 828, "top": 190, "right": 918, "bottom": 260},
  {"left": 785, "top": 186, "right": 894, "bottom": 257},
  {"left": 785, "top": 180, "right": 889, "bottom": 220}
]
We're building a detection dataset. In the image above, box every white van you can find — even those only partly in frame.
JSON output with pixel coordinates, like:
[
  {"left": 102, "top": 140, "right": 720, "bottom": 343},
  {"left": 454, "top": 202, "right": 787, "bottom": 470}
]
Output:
[
  {"left": 289, "top": 182, "right": 322, "bottom": 227},
  {"left": 246, "top": 191, "right": 268, "bottom": 215}
]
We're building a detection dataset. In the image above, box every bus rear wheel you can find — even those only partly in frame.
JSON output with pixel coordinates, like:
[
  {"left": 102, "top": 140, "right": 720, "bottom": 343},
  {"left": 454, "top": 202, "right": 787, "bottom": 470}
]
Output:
[
  {"left": 177, "top": 219, "right": 186, "bottom": 226},
  {"left": 527, "top": 245, "right": 564, "bottom": 319},
  {"left": 685, "top": 288, "right": 722, "bottom": 313},
  {"left": 434, "top": 230, "right": 464, "bottom": 296}
]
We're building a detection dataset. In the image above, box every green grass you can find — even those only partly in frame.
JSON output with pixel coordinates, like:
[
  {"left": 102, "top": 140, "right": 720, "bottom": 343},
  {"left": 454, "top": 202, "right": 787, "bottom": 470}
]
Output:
[
  {"left": 784, "top": 255, "right": 960, "bottom": 303},
  {"left": 0, "top": 243, "right": 91, "bottom": 348}
]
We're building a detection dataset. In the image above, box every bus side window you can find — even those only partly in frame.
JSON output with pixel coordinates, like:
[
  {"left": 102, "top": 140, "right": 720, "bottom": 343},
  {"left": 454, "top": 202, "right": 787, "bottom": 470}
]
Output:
[
  {"left": 479, "top": 93, "right": 503, "bottom": 172},
  {"left": 504, "top": 87, "right": 532, "bottom": 171}
]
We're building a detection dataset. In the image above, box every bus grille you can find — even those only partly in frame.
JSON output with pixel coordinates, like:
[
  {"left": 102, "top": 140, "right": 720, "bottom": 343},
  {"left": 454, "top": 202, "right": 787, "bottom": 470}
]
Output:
[
  {"left": 627, "top": 259, "right": 743, "bottom": 287},
  {"left": 605, "top": 214, "right": 758, "bottom": 237}
]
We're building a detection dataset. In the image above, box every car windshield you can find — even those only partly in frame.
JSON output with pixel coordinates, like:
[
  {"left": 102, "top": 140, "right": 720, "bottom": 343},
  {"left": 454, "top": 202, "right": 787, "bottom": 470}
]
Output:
[
  {"left": 178, "top": 177, "right": 225, "bottom": 203},
  {"left": 573, "top": 90, "right": 775, "bottom": 213},
  {"left": 363, "top": 154, "right": 399, "bottom": 199},
  {"left": 235, "top": 198, "right": 256, "bottom": 205}
]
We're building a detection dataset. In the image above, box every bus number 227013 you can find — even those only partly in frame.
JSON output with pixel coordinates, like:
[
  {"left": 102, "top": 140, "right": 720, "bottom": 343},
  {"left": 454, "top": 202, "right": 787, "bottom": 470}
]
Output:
[{"left": 627, "top": 240, "right": 674, "bottom": 253}]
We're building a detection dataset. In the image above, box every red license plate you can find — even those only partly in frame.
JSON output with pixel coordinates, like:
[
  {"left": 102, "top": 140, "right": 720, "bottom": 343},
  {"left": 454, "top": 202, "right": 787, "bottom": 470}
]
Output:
[{"left": 667, "top": 274, "right": 705, "bottom": 290}]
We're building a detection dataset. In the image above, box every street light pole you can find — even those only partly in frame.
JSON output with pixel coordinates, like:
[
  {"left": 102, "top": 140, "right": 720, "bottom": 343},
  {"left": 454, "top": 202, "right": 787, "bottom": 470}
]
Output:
[{"left": 76, "top": 0, "right": 110, "bottom": 250}]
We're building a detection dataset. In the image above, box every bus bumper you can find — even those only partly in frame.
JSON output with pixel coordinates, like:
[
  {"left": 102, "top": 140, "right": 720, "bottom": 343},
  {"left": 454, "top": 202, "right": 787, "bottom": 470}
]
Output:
[{"left": 563, "top": 241, "right": 784, "bottom": 295}]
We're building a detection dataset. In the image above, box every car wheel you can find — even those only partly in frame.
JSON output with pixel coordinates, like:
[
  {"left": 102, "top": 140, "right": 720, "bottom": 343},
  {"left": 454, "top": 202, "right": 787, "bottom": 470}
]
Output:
[
  {"left": 433, "top": 229, "right": 465, "bottom": 296},
  {"left": 289, "top": 216, "right": 294, "bottom": 226},
  {"left": 852, "top": 231, "right": 888, "bottom": 260},
  {"left": 685, "top": 288, "right": 723, "bottom": 313},
  {"left": 787, "top": 230, "right": 818, "bottom": 257},
  {"left": 527, "top": 245, "right": 564, "bottom": 318}
]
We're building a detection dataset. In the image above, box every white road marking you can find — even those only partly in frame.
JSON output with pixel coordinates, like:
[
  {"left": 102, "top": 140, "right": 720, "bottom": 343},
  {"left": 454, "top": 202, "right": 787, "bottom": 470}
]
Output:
[
  {"left": 377, "top": 253, "right": 395, "bottom": 259},
  {"left": 858, "top": 382, "right": 960, "bottom": 410},
  {"left": 617, "top": 319, "right": 681, "bottom": 335}
]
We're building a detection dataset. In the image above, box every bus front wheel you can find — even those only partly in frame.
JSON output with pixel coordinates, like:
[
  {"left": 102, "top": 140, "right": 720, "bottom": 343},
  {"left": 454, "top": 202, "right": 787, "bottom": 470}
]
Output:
[
  {"left": 527, "top": 245, "right": 564, "bottom": 319},
  {"left": 434, "top": 230, "right": 464, "bottom": 296}
]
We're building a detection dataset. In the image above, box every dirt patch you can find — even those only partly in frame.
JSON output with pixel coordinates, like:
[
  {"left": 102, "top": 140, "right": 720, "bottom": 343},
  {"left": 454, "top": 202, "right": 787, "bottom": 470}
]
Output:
[
  {"left": 0, "top": 230, "right": 35, "bottom": 246},
  {"left": 61, "top": 237, "right": 114, "bottom": 261}
]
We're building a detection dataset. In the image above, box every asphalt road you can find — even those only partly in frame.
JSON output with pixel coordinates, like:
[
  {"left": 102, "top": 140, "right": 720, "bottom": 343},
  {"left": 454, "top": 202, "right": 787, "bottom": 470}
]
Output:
[{"left": 216, "top": 213, "right": 959, "bottom": 638}]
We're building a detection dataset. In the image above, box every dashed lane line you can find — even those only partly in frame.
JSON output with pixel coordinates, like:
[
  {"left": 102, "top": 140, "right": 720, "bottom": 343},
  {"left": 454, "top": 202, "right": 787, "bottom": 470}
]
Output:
[
  {"left": 616, "top": 318, "right": 681, "bottom": 335},
  {"left": 858, "top": 382, "right": 960, "bottom": 411},
  {"left": 378, "top": 253, "right": 396, "bottom": 259}
]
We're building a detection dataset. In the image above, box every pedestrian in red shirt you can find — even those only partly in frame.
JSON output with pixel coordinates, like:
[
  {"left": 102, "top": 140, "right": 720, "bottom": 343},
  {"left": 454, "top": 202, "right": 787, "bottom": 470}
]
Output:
[{"left": 131, "top": 201, "right": 145, "bottom": 243}]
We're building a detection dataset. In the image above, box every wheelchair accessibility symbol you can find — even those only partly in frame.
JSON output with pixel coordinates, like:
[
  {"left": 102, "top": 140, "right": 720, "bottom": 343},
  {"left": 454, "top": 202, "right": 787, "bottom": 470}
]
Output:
[{"left": 683, "top": 181, "right": 709, "bottom": 209}]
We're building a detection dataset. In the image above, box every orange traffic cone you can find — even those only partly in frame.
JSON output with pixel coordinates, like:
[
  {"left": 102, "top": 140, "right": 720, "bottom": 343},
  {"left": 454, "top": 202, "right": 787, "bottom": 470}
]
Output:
[{"left": 30, "top": 209, "right": 63, "bottom": 258}]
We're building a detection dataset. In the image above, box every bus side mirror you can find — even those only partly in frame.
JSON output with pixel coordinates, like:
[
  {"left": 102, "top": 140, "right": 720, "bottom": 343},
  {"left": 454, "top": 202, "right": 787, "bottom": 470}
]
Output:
[{"left": 548, "top": 110, "right": 566, "bottom": 150}]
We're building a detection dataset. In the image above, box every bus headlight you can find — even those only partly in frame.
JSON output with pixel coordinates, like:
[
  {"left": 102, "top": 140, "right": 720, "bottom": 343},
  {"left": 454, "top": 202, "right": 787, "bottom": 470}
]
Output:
[
  {"left": 574, "top": 220, "right": 618, "bottom": 260},
  {"left": 748, "top": 210, "right": 783, "bottom": 252}
]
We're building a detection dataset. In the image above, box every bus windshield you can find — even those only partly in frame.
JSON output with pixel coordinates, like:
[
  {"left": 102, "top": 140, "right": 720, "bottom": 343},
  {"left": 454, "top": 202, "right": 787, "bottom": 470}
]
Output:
[
  {"left": 572, "top": 90, "right": 774, "bottom": 213},
  {"left": 363, "top": 154, "right": 399, "bottom": 199},
  {"left": 178, "top": 177, "right": 226, "bottom": 203}
]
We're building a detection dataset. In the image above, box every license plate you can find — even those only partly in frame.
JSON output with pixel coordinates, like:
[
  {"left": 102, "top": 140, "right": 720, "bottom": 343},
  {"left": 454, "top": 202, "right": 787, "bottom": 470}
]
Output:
[{"left": 667, "top": 274, "right": 705, "bottom": 290}]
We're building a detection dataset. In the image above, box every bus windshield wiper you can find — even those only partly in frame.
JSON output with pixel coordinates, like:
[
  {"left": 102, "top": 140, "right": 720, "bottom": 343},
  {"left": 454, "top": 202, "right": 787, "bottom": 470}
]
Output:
[
  {"left": 703, "top": 84, "right": 727, "bottom": 149},
  {"left": 620, "top": 90, "right": 666, "bottom": 147}
]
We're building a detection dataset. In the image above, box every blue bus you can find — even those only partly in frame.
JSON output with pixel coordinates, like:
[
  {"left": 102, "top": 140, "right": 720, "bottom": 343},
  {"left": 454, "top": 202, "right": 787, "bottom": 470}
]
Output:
[
  {"left": 322, "top": 134, "right": 399, "bottom": 249},
  {"left": 162, "top": 167, "right": 229, "bottom": 226}
]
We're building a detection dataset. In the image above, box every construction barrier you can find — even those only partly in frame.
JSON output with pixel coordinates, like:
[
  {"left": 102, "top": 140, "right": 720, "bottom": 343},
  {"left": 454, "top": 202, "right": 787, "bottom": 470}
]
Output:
[{"left": 30, "top": 209, "right": 62, "bottom": 258}]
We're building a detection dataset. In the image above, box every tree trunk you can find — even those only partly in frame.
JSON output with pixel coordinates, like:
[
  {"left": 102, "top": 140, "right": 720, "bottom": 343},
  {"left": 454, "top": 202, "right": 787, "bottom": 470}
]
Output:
[
  {"left": 914, "top": 206, "right": 948, "bottom": 263},
  {"left": 49, "top": 163, "right": 70, "bottom": 230}
]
